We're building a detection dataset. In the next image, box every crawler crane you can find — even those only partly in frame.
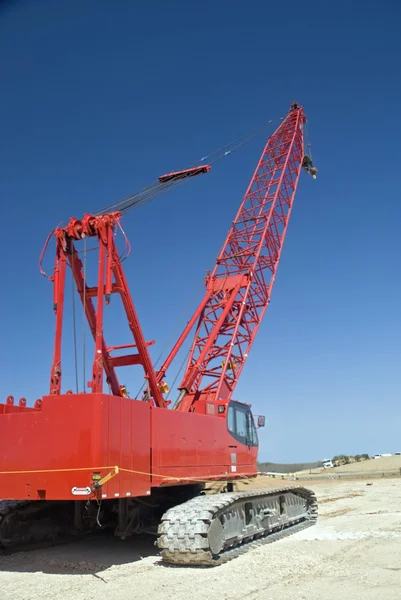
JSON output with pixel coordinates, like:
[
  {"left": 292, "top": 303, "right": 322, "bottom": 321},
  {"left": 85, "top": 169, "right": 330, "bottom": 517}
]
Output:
[{"left": 0, "top": 101, "right": 318, "bottom": 565}]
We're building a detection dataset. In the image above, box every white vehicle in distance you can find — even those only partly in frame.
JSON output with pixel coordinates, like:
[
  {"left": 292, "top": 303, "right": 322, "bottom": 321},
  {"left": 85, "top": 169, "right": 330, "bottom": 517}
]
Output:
[{"left": 322, "top": 458, "right": 334, "bottom": 468}]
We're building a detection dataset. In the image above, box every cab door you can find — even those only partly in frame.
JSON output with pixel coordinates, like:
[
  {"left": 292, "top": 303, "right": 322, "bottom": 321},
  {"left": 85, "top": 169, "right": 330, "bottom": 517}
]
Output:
[{"left": 226, "top": 401, "right": 258, "bottom": 473}]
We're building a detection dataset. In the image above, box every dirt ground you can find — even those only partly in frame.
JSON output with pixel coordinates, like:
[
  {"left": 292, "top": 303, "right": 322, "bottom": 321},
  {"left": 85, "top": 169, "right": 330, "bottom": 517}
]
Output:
[
  {"left": 1, "top": 477, "right": 400, "bottom": 600},
  {"left": 296, "top": 454, "right": 401, "bottom": 477}
]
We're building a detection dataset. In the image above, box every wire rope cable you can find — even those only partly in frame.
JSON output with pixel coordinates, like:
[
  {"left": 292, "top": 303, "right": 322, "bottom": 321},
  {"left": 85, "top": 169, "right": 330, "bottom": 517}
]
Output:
[{"left": 94, "top": 114, "right": 284, "bottom": 217}]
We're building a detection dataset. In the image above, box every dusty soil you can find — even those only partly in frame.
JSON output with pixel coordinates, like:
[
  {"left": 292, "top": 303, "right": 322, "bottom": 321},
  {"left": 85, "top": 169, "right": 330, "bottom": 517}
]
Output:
[
  {"left": 1, "top": 478, "right": 400, "bottom": 600},
  {"left": 296, "top": 454, "right": 401, "bottom": 477}
]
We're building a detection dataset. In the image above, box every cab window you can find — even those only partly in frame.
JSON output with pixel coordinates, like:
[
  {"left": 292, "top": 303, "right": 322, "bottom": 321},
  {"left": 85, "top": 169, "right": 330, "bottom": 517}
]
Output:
[{"left": 227, "top": 401, "right": 258, "bottom": 447}]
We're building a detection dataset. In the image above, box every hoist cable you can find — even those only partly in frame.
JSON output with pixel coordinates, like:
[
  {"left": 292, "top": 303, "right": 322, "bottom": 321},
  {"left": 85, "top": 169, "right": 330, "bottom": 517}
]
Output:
[
  {"left": 304, "top": 120, "right": 313, "bottom": 160},
  {"left": 94, "top": 114, "right": 283, "bottom": 217},
  {"left": 134, "top": 282, "right": 205, "bottom": 400},
  {"left": 199, "top": 117, "right": 280, "bottom": 167},
  {"left": 165, "top": 346, "right": 191, "bottom": 401},
  {"left": 82, "top": 236, "right": 87, "bottom": 393},
  {"left": 70, "top": 248, "right": 79, "bottom": 394}
]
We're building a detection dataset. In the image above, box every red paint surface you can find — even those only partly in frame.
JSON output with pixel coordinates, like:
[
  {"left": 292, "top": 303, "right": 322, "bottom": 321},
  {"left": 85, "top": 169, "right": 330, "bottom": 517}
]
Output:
[
  {"left": 0, "top": 103, "right": 307, "bottom": 502},
  {"left": 0, "top": 395, "right": 256, "bottom": 500}
]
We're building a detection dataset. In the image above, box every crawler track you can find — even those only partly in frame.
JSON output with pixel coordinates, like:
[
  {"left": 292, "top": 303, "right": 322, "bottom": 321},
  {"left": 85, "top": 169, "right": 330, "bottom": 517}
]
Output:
[
  {"left": 0, "top": 500, "right": 76, "bottom": 554},
  {"left": 1, "top": 500, "right": 30, "bottom": 551},
  {"left": 1, "top": 487, "right": 318, "bottom": 563},
  {"left": 157, "top": 486, "right": 318, "bottom": 566}
]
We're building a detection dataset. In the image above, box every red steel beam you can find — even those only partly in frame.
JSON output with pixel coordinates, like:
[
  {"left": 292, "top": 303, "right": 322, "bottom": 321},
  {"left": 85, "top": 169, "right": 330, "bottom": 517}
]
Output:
[{"left": 171, "top": 103, "right": 306, "bottom": 411}]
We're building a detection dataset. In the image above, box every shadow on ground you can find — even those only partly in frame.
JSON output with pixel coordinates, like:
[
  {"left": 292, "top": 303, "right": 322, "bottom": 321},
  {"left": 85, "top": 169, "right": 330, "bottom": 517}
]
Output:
[{"left": 0, "top": 531, "right": 159, "bottom": 576}]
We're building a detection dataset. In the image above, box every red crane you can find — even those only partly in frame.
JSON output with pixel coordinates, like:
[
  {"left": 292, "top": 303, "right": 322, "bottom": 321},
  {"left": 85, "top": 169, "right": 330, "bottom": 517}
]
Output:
[{"left": 0, "top": 101, "right": 318, "bottom": 565}]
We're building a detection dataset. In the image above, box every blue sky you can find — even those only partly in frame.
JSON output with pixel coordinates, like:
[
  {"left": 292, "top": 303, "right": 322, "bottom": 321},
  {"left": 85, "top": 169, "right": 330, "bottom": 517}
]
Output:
[{"left": 1, "top": 0, "right": 400, "bottom": 462}]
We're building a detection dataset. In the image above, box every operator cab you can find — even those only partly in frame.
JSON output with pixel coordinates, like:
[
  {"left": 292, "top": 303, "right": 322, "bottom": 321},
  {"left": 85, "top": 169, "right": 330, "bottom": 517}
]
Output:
[{"left": 226, "top": 400, "right": 260, "bottom": 447}]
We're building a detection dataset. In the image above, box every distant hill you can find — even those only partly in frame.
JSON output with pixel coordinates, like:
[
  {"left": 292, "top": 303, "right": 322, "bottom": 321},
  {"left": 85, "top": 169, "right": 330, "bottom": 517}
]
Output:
[{"left": 258, "top": 461, "right": 323, "bottom": 473}]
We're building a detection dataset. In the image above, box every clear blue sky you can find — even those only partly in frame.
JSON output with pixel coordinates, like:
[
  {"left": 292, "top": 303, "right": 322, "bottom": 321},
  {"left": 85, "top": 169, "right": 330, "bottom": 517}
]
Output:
[{"left": 1, "top": 0, "right": 400, "bottom": 462}]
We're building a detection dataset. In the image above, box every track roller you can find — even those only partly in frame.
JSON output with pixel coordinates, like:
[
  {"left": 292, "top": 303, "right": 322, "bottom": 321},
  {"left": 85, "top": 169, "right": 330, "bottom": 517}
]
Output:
[{"left": 156, "top": 486, "right": 318, "bottom": 566}]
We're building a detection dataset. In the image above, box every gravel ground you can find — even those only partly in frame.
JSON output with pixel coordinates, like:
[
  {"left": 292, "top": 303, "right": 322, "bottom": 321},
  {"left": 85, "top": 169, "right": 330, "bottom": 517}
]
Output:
[{"left": 1, "top": 478, "right": 400, "bottom": 600}]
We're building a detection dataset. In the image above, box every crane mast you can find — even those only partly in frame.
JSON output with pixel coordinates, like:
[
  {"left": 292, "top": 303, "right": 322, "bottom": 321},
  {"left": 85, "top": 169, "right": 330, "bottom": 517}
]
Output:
[{"left": 160, "top": 102, "right": 307, "bottom": 412}]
